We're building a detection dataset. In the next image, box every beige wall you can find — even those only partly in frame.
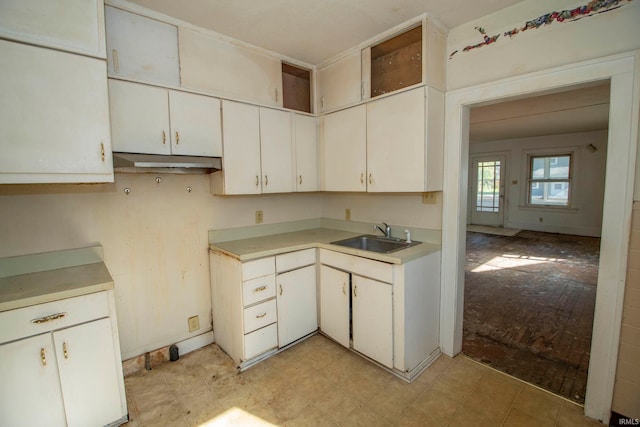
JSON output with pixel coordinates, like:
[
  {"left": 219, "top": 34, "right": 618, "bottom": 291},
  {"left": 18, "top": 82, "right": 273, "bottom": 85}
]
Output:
[{"left": 613, "top": 202, "right": 640, "bottom": 418}]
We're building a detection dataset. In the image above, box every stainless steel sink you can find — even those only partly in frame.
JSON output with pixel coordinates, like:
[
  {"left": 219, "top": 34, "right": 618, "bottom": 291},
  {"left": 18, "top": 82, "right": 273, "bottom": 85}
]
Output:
[{"left": 331, "top": 234, "right": 420, "bottom": 254}]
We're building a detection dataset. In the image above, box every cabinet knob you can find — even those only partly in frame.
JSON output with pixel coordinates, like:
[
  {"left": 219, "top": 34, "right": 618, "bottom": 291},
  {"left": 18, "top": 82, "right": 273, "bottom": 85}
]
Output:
[
  {"left": 40, "top": 348, "right": 47, "bottom": 366},
  {"left": 63, "top": 342, "right": 69, "bottom": 359}
]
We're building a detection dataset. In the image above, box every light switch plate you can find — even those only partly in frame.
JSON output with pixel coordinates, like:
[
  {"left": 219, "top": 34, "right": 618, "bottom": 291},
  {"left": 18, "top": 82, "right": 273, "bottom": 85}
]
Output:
[{"left": 255, "top": 210, "right": 263, "bottom": 224}]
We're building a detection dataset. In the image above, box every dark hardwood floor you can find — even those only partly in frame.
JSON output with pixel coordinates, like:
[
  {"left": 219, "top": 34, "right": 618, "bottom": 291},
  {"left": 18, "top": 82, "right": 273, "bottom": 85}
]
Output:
[{"left": 463, "top": 230, "right": 600, "bottom": 403}]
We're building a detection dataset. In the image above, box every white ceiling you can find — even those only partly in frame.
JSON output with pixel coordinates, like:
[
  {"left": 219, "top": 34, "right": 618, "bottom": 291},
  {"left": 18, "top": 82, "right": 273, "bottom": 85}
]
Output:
[
  {"left": 126, "top": 0, "right": 526, "bottom": 65},
  {"left": 469, "top": 83, "right": 611, "bottom": 142}
]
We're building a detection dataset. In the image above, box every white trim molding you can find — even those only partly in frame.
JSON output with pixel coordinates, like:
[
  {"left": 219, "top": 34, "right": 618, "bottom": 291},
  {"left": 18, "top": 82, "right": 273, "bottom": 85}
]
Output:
[{"left": 441, "top": 51, "right": 640, "bottom": 423}]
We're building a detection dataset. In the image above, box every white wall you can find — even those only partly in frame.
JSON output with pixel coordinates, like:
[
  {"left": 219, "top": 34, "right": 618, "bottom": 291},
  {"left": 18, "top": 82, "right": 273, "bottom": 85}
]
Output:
[
  {"left": 469, "top": 130, "right": 608, "bottom": 236},
  {"left": 0, "top": 173, "right": 323, "bottom": 359},
  {"left": 447, "top": 0, "right": 640, "bottom": 90}
]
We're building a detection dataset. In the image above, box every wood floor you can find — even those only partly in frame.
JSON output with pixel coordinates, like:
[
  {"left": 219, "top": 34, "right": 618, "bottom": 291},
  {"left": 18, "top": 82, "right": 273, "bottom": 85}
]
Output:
[{"left": 463, "top": 230, "right": 600, "bottom": 404}]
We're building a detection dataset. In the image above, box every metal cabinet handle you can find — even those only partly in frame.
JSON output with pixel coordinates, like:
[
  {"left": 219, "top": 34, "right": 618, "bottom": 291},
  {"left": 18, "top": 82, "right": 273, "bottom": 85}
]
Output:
[
  {"left": 175, "top": 131, "right": 180, "bottom": 144},
  {"left": 253, "top": 286, "right": 266, "bottom": 293},
  {"left": 63, "top": 342, "right": 69, "bottom": 359},
  {"left": 360, "top": 173, "right": 364, "bottom": 184},
  {"left": 368, "top": 173, "right": 373, "bottom": 185},
  {"left": 321, "top": 96, "right": 325, "bottom": 108},
  {"left": 162, "top": 130, "right": 166, "bottom": 144},
  {"left": 299, "top": 175, "right": 303, "bottom": 185},
  {"left": 342, "top": 282, "right": 346, "bottom": 295},
  {"left": 100, "top": 142, "right": 105, "bottom": 162},
  {"left": 256, "top": 312, "right": 267, "bottom": 319},
  {"left": 264, "top": 175, "right": 269, "bottom": 186},
  {"left": 41, "top": 348, "right": 47, "bottom": 366},
  {"left": 31, "top": 312, "right": 67, "bottom": 324},
  {"left": 255, "top": 175, "right": 259, "bottom": 187},
  {"left": 354, "top": 285, "right": 358, "bottom": 297},
  {"left": 275, "top": 88, "right": 279, "bottom": 102},
  {"left": 279, "top": 284, "right": 283, "bottom": 296}
]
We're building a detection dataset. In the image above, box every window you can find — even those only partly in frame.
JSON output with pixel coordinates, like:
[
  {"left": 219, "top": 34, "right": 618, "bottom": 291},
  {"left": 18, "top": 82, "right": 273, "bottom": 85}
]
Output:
[{"left": 528, "top": 154, "right": 571, "bottom": 206}]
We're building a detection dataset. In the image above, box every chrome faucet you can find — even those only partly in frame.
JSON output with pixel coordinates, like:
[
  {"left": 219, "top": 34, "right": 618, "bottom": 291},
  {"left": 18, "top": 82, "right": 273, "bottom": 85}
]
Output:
[{"left": 374, "top": 222, "right": 391, "bottom": 238}]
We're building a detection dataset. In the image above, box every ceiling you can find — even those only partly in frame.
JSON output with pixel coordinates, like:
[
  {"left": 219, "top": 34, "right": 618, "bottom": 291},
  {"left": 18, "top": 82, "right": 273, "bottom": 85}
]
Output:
[
  {"left": 126, "top": 0, "right": 526, "bottom": 65},
  {"left": 469, "top": 83, "right": 611, "bottom": 142}
]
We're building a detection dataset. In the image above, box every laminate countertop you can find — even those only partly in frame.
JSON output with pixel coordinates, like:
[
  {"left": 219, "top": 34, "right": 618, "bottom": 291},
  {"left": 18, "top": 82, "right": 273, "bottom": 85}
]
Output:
[
  {"left": 0, "top": 245, "right": 113, "bottom": 312},
  {"left": 209, "top": 228, "right": 441, "bottom": 264}
]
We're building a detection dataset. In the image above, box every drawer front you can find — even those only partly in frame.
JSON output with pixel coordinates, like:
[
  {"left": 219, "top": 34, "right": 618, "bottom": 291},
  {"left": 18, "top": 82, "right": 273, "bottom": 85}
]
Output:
[
  {"left": 243, "top": 299, "right": 277, "bottom": 334},
  {"left": 276, "top": 248, "right": 316, "bottom": 273},
  {"left": 244, "top": 323, "right": 277, "bottom": 360},
  {"left": 242, "top": 257, "right": 275, "bottom": 281},
  {"left": 0, "top": 291, "right": 110, "bottom": 344},
  {"left": 319, "top": 249, "right": 393, "bottom": 283},
  {"left": 242, "top": 274, "right": 276, "bottom": 306}
]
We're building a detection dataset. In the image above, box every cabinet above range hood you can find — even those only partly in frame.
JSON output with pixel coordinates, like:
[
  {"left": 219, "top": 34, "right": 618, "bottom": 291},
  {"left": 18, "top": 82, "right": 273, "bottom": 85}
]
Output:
[{"left": 113, "top": 153, "right": 222, "bottom": 174}]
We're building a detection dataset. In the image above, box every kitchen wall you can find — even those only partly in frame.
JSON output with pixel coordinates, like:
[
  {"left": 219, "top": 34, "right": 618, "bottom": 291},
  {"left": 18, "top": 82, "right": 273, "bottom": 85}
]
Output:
[
  {"left": 469, "top": 130, "right": 608, "bottom": 236},
  {"left": 447, "top": 0, "right": 639, "bottom": 417},
  {"left": 0, "top": 175, "right": 443, "bottom": 359},
  {"left": 446, "top": 0, "right": 640, "bottom": 91}
]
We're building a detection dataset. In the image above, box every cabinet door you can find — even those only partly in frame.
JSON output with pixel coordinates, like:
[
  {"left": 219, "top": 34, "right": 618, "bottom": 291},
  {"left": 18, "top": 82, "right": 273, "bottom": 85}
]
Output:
[
  {"left": 180, "top": 28, "right": 283, "bottom": 107},
  {"left": 294, "top": 114, "right": 319, "bottom": 192},
  {"left": 0, "top": 334, "right": 67, "bottom": 427},
  {"left": 109, "top": 80, "right": 171, "bottom": 155},
  {"left": 319, "top": 265, "right": 350, "bottom": 348},
  {"left": 0, "top": 0, "right": 105, "bottom": 57},
  {"left": 352, "top": 275, "right": 393, "bottom": 368},
  {"left": 54, "top": 318, "right": 124, "bottom": 427},
  {"left": 0, "top": 40, "right": 113, "bottom": 184},
  {"left": 169, "top": 91, "right": 222, "bottom": 157},
  {"left": 277, "top": 265, "right": 318, "bottom": 347},
  {"left": 317, "top": 51, "right": 362, "bottom": 113},
  {"left": 260, "top": 108, "right": 293, "bottom": 193},
  {"left": 367, "top": 87, "right": 425, "bottom": 192},
  {"left": 220, "top": 101, "right": 262, "bottom": 194},
  {"left": 105, "top": 6, "right": 180, "bottom": 86},
  {"left": 322, "top": 105, "right": 367, "bottom": 191}
]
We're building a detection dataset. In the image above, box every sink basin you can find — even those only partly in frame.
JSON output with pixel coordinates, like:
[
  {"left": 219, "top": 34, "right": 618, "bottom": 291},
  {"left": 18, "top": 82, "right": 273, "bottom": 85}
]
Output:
[{"left": 331, "top": 234, "right": 420, "bottom": 254}]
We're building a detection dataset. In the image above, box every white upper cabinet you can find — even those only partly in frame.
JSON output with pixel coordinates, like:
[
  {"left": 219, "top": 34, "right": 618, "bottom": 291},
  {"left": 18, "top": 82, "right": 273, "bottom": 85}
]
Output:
[
  {"left": 321, "top": 105, "right": 367, "bottom": 191},
  {"left": 109, "top": 80, "right": 170, "bottom": 155},
  {"left": 179, "top": 28, "right": 283, "bottom": 107},
  {"left": 317, "top": 51, "right": 362, "bottom": 113},
  {"left": 294, "top": 114, "right": 319, "bottom": 192},
  {"left": 105, "top": 6, "right": 180, "bottom": 87},
  {"left": 366, "top": 87, "right": 425, "bottom": 192},
  {"left": 109, "top": 80, "right": 222, "bottom": 157},
  {"left": 214, "top": 100, "right": 262, "bottom": 195},
  {"left": 260, "top": 108, "right": 293, "bottom": 193},
  {"left": 0, "top": 0, "right": 105, "bottom": 58},
  {"left": 0, "top": 40, "right": 113, "bottom": 183},
  {"left": 169, "top": 91, "right": 222, "bottom": 157}
]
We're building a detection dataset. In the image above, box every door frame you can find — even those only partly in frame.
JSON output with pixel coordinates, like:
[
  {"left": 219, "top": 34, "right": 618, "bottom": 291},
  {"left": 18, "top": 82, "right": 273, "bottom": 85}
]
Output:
[
  {"left": 468, "top": 153, "right": 508, "bottom": 227},
  {"left": 441, "top": 51, "right": 639, "bottom": 422}
]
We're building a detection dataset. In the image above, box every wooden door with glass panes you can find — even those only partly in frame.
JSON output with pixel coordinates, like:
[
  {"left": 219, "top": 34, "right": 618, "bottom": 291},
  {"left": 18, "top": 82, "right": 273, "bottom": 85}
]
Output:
[{"left": 470, "top": 155, "right": 506, "bottom": 227}]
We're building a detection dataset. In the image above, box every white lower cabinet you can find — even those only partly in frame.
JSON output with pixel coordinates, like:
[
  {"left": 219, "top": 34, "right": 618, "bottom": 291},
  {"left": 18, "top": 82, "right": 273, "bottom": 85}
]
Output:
[
  {"left": 352, "top": 274, "right": 393, "bottom": 368},
  {"left": 0, "top": 291, "right": 127, "bottom": 427},
  {"left": 210, "top": 248, "right": 317, "bottom": 369},
  {"left": 319, "top": 265, "right": 350, "bottom": 348}
]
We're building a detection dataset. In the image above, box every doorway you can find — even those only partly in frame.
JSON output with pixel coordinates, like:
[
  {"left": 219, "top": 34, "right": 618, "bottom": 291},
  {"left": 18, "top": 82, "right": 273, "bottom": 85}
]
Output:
[{"left": 441, "top": 53, "right": 638, "bottom": 422}]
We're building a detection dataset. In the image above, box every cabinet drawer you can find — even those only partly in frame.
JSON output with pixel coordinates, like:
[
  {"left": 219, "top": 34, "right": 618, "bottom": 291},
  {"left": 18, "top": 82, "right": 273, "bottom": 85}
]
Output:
[
  {"left": 276, "top": 248, "right": 316, "bottom": 273},
  {"left": 244, "top": 323, "right": 277, "bottom": 360},
  {"left": 0, "top": 291, "right": 109, "bottom": 344},
  {"left": 242, "top": 257, "right": 275, "bottom": 281},
  {"left": 319, "top": 249, "right": 393, "bottom": 283},
  {"left": 243, "top": 299, "right": 277, "bottom": 334},
  {"left": 242, "top": 274, "right": 276, "bottom": 306}
]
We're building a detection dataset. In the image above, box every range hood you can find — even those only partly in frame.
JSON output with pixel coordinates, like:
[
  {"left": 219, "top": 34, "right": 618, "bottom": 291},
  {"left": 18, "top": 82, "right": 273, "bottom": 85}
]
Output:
[{"left": 113, "top": 153, "right": 222, "bottom": 174}]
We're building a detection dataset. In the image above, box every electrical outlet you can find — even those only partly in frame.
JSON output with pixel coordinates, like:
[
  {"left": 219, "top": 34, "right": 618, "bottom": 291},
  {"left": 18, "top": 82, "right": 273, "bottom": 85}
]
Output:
[
  {"left": 345, "top": 208, "right": 351, "bottom": 221},
  {"left": 255, "top": 210, "right": 263, "bottom": 224},
  {"left": 188, "top": 315, "right": 199, "bottom": 332},
  {"left": 422, "top": 192, "right": 437, "bottom": 204}
]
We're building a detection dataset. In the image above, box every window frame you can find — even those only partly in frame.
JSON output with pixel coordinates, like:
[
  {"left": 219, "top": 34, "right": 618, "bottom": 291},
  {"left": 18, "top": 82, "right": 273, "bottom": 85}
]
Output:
[{"left": 526, "top": 153, "right": 573, "bottom": 208}]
